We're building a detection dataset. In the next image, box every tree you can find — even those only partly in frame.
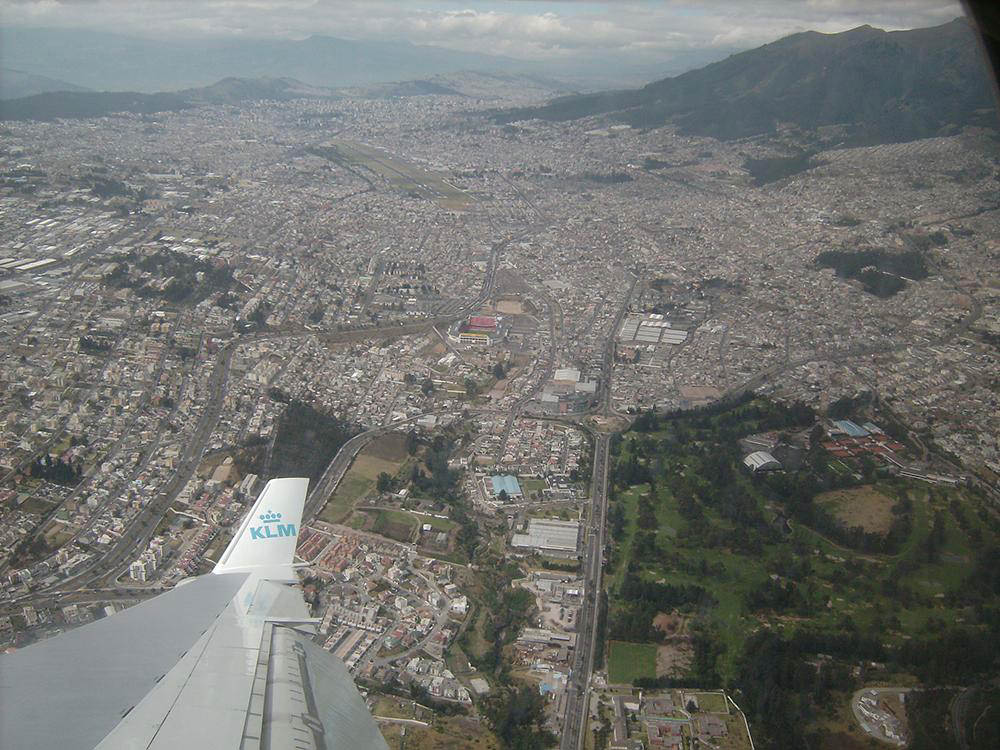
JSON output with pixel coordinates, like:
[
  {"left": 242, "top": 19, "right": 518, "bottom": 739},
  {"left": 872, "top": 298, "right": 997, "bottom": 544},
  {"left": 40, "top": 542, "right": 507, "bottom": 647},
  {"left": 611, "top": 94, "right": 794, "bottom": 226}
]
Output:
[
  {"left": 498, "top": 489, "right": 509, "bottom": 504},
  {"left": 377, "top": 472, "right": 393, "bottom": 493},
  {"left": 492, "top": 361, "right": 506, "bottom": 380},
  {"left": 464, "top": 377, "right": 479, "bottom": 398},
  {"left": 406, "top": 429, "right": 420, "bottom": 456},
  {"left": 421, "top": 377, "right": 435, "bottom": 396}
]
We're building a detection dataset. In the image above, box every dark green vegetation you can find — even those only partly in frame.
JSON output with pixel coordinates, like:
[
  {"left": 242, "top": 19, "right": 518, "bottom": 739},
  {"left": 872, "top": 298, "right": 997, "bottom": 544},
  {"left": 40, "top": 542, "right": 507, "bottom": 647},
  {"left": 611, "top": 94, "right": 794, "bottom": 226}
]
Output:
[
  {"left": 496, "top": 18, "right": 996, "bottom": 146},
  {"left": 954, "top": 689, "right": 1000, "bottom": 750},
  {"left": 744, "top": 152, "right": 828, "bottom": 186},
  {"left": 906, "top": 690, "right": 959, "bottom": 749},
  {"left": 604, "top": 397, "right": 1000, "bottom": 749},
  {"left": 28, "top": 454, "right": 83, "bottom": 485},
  {"left": 482, "top": 684, "right": 556, "bottom": 750},
  {"left": 268, "top": 401, "right": 358, "bottom": 485},
  {"left": 457, "top": 557, "right": 555, "bottom": 749},
  {"left": 405, "top": 432, "right": 479, "bottom": 560},
  {"left": 102, "top": 247, "right": 234, "bottom": 305},
  {"left": 816, "top": 248, "right": 930, "bottom": 298}
]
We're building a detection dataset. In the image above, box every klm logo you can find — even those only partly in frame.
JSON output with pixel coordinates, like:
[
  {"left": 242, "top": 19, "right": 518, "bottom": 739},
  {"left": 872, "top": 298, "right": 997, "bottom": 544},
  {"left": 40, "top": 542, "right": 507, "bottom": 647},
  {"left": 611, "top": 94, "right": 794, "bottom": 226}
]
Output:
[{"left": 249, "top": 510, "right": 296, "bottom": 540}]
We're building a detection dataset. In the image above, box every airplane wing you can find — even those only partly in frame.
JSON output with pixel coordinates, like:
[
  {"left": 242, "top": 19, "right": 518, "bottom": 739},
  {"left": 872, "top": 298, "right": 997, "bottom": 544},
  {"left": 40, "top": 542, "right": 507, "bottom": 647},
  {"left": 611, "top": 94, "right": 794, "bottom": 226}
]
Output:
[{"left": 0, "top": 477, "right": 389, "bottom": 750}]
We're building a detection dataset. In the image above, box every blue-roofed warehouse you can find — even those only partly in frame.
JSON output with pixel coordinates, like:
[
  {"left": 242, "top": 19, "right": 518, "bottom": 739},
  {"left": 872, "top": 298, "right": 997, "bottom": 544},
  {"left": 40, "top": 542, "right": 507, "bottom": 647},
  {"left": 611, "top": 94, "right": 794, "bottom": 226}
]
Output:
[
  {"left": 832, "top": 419, "right": 869, "bottom": 437},
  {"left": 490, "top": 475, "right": 522, "bottom": 499}
]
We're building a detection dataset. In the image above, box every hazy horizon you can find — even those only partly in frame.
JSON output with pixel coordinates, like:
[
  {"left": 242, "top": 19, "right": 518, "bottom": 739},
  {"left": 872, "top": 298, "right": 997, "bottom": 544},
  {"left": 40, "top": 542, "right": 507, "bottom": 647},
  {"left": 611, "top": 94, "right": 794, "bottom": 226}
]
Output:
[{"left": 1, "top": 1, "right": 965, "bottom": 65}]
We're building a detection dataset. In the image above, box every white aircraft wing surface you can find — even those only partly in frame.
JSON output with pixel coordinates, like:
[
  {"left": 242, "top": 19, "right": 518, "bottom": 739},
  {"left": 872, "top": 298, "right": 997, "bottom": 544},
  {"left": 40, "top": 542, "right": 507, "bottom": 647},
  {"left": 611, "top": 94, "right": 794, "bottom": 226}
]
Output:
[{"left": 0, "top": 477, "right": 389, "bottom": 750}]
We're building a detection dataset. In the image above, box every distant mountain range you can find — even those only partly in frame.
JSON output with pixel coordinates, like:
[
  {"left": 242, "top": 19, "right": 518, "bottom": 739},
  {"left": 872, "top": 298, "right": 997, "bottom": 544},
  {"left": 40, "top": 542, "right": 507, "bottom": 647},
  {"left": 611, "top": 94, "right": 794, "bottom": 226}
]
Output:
[
  {"left": 0, "top": 74, "right": 567, "bottom": 121},
  {"left": 0, "top": 68, "right": 91, "bottom": 99},
  {"left": 495, "top": 18, "right": 999, "bottom": 145},
  {"left": 0, "top": 26, "right": 740, "bottom": 97},
  {"left": 0, "top": 77, "right": 340, "bottom": 120}
]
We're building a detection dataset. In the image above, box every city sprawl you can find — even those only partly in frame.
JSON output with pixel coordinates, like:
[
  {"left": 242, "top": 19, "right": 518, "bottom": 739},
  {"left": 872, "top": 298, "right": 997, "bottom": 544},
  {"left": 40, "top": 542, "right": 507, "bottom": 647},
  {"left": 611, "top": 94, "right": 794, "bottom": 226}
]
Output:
[{"left": 1, "top": 72, "right": 998, "bottom": 748}]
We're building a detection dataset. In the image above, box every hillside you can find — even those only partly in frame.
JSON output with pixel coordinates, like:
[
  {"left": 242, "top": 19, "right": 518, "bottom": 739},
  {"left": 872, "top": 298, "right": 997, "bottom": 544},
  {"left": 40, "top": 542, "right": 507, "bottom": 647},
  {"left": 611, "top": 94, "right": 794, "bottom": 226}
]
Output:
[
  {"left": 0, "top": 90, "right": 192, "bottom": 121},
  {"left": 495, "top": 18, "right": 998, "bottom": 145},
  {"left": 0, "top": 68, "right": 90, "bottom": 100},
  {"left": 0, "top": 77, "right": 338, "bottom": 121}
]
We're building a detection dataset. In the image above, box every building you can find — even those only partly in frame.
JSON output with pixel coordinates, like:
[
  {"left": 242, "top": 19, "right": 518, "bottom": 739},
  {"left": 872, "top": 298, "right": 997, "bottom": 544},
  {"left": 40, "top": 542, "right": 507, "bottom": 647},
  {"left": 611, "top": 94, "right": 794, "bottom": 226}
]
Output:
[
  {"left": 743, "top": 451, "right": 781, "bottom": 472},
  {"left": 450, "top": 314, "right": 506, "bottom": 346},
  {"left": 458, "top": 331, "right": 491, "bottom": 346},
  {"left": 510, "top": 519, "right": 581, "bottom": 557},
  {"left": 489, "top": 475, "right": 523, "bottom": 500},
  {"left": 536, "top": 368, "right": 598, "bottom": 414},
  {"left": 129, "top": 553, "right": 156, "bottom": 582},
  {"left": 467, "top": 316, "right": 498, "bottom": 332}
]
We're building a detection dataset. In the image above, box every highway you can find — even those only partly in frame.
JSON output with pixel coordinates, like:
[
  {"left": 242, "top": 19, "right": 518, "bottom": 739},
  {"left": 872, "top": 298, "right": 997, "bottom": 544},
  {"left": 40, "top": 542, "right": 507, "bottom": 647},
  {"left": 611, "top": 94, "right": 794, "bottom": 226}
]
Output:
[{"left": 561, "top": 432, "right": 611, "bottom": 750}]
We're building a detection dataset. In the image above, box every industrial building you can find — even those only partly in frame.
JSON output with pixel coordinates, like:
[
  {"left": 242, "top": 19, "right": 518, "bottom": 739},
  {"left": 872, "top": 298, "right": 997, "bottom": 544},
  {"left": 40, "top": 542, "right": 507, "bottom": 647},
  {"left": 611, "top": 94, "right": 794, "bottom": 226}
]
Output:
[
  {"left": 489, "top": 475, "right": 523, "bottom": 499},
  {"left": 511, "top": 518, "right": 581, "bottom": 558},
  {"left": 743, "top": 451, "right": 781, "bottom": 472},
  {"left": 619, "top": 313, "right": 688, "bottom": 345}
]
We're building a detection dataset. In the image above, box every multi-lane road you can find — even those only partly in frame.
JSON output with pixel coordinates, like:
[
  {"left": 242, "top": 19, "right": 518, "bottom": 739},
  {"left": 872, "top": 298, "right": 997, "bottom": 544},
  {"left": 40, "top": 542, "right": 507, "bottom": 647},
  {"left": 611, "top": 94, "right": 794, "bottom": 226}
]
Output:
[{"left": 561, "top": 432, "right": 611, "bottom": 750}]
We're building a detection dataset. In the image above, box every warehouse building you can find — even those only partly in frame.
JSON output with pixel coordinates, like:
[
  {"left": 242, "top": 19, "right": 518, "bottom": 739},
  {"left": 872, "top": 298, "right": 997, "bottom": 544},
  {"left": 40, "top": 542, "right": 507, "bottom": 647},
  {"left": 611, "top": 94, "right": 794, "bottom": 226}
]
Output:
[
  {"left": 510, "top": 518, "right": 581, "bottom": 557},
  {"left": 743, "top": 451, "right": 781, "bottom": 472}
]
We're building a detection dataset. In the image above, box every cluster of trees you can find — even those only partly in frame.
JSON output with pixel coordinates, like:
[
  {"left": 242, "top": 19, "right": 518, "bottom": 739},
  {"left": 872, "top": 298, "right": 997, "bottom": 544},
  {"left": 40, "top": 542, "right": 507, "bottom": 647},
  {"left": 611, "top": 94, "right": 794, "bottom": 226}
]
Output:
[
  {"left": 102, "top": 248, "right": 235, "bottom": 305},
  {"left": 754, "top": 471, "right": 913, "bottom": 555},
  {"left": 481, "top": 684, "right": 556, "bottom": 750},
  {"left": 632, "top": 393, "right": 812, "bottom": 437},
  {"left": 29, "top": 453, "right": 82, "bottom": 485},
  {"left": 409, "top": 434, "right": 460, "bottom": 499},
  {"left": 78, "top": 335, "right": 112, "bottom": 354},
  {"left": 739, "top": 621, "right": 999, "bottom": 749},
  {"left": 405, "top": 432, "right": 479, "bottom": 559},
  {"left": 744, "top": 152, "right": 827, "bottom": 186},
  {"left": 581, "top": 171, "right": 633, "bottom": 184},
  {"left": 463, "top": 559, "right": 535, "bottom": 675},
  {"left": 816, "top": 248, "right": 929, "bottom": 298},
  {"left": 608, "top": 560, "right": 712, "bottom": 642},
  {"left": 458, "top": 557, "right": 554, "bottom": 749},
  {"left": 269, "top": 401, "right": 358, "bottom": 485}
]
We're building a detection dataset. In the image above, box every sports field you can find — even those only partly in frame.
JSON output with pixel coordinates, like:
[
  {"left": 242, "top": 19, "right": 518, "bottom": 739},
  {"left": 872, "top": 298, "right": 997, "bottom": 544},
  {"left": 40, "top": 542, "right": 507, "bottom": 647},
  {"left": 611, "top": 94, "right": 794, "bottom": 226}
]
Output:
[{"left": 607, "top": 640, "right": 657, "bottom": 684}]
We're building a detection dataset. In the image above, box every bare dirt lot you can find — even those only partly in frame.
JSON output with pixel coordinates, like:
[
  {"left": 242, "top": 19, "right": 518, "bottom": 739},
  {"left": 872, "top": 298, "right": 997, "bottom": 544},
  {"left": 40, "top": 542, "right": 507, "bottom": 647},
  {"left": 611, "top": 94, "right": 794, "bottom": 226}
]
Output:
[
  {"left": 653, "top": 611, "right": 690, "bottom": 637},
  {"left": 496, "top": 299, "right": 524, "bottom": 314},
  {"left": 656, "top": 640, "right": 694, "bottom": 677},
  {"left": 817, "top": 485, "right": 897, "bottom": 534}
]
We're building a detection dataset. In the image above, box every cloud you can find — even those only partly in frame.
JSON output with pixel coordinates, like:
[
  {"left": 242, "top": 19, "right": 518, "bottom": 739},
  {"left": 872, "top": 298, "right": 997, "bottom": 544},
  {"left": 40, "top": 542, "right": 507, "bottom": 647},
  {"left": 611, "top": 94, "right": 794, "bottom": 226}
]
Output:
[{"left": 0, "top": 0, "right": 967, "bottom": 60}]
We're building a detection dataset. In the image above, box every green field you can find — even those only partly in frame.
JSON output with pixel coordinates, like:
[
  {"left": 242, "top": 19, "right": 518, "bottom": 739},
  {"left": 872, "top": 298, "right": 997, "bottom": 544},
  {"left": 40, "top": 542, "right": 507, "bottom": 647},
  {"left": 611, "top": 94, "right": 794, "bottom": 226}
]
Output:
[
  {"left": 416, "top": 514, "right": 458, "bottom": 532},
  {"left": 319, "top": 474, "right": 372, "bottom": 524},
  {"left": 371, "top": 509, "right": 418, "bottom": 542},
  {"left": 607, "top": 641, "right": 657, "bottom": 684},
  {"left": 522, "top": 478, "right": 548, "bottom": 495},
  {"left": 601, "top": 397, "right": 1000, "bottom": 746},
  {"left": 687, "top": 691, "right": 729, "bottom": 713},
  {"left": 317, "top": 434, "right": 410, "bottom": 524}
]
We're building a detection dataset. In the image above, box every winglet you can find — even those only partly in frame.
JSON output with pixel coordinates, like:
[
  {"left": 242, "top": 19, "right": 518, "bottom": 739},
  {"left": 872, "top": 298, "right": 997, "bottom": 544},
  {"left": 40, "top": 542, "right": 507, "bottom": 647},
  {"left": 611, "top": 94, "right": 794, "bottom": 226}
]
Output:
[{"left": 213, "top": 477, "right": 309, "bottom": 580}]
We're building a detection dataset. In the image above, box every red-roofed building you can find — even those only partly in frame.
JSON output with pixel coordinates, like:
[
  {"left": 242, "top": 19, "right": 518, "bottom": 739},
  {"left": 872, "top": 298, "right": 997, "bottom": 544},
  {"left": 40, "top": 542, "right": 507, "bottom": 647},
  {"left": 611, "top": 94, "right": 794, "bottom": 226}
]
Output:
[{"left": 468, "top": 315, "right": 497, "bottom": 331}]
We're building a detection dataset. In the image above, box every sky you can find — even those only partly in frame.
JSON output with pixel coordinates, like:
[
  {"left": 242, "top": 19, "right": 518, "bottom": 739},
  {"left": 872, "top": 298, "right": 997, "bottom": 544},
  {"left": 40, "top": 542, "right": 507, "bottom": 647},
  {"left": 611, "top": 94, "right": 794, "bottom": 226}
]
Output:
[{"left": 1, "top": 1, "right": 967, "bottom": 61}]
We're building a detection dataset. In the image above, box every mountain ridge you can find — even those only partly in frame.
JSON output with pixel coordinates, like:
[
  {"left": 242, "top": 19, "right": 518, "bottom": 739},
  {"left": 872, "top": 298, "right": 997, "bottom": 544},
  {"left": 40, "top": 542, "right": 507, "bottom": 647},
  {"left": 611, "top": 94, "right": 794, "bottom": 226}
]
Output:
[{"left": 494, "top": 18, "right": 998, "bottom": 145}]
